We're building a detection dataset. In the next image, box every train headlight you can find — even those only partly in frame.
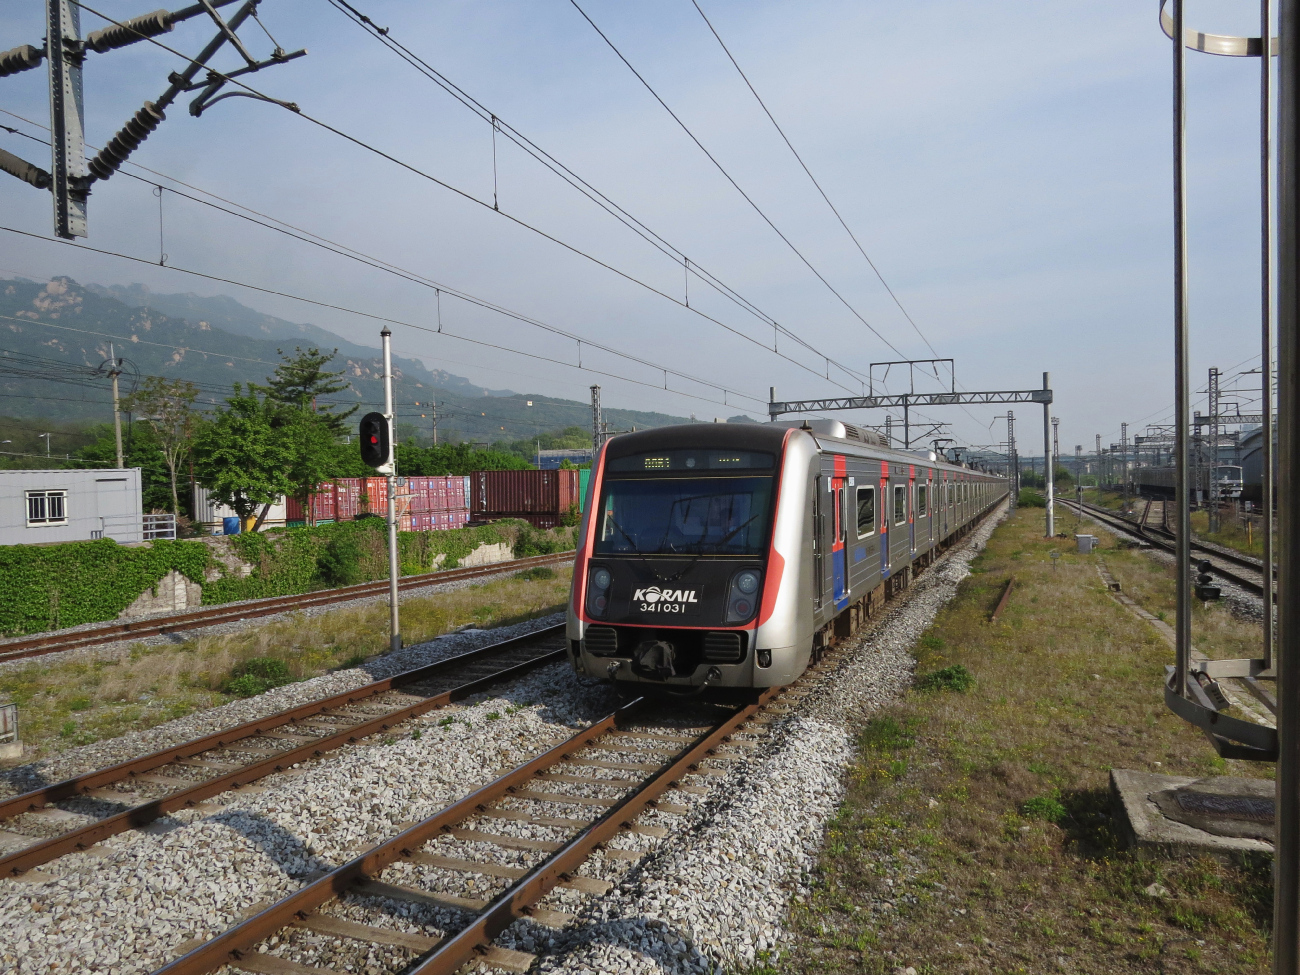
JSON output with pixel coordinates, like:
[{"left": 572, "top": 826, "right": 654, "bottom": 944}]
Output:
[
  {"left": 726, "top": 569, "right": 762, "bottom": 623},
  {"left": 586, "top": 565, "right": 612, "bottom": 619}
]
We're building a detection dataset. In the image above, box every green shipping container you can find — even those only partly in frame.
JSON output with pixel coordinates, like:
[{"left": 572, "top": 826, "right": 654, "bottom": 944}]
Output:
[{"left": 579, "top": 468, "right": 592, "bottom": 512}]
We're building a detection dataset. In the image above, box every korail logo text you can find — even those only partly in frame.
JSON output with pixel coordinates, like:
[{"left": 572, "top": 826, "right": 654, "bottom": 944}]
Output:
[{"left": 632, "top": 586, "right": 698, "bottom": 613}]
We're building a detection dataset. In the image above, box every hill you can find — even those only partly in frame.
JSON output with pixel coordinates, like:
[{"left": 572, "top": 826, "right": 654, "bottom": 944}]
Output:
[{"left": 0, "top": 276, "right": 693, "bottom": 441}]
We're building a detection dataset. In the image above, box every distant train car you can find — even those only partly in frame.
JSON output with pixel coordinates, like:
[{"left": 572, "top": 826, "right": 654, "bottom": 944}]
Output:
[
  {"left": 566, "top": 420, "right": 1006, "bottom": 692},
  {"left": 1132, "top": 465, "right": 1243, "bottom": 502}
]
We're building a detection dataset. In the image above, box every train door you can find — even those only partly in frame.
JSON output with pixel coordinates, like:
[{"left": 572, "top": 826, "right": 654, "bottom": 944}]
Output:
[
  {"left": 831, "top": 456, "right": 849, "bottom": 612},
  {"left": 927, "top": 472, "right": 934, "bottom": 547},
  {"left": 908, "top": 465, "right": 917, "bottom": 556},
  {"left": 879, "top": 461, "right": 890, "bottom": 578},
  {"left": 812, "top": 475, "right": 824, "bottom": 610}
]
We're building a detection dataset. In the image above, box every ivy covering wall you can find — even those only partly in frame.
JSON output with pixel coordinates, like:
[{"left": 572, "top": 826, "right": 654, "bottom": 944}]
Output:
[
  {"left": 0, "top": 519, "right": 577, "bottom": 638},
  {"left": 0, "top": 539, "right": 211, "bottom": 637}
]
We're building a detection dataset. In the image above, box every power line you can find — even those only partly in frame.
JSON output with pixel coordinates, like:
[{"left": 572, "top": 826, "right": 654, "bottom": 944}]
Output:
[
  {"left": 0, "top": 224, "right": 764, "bottom": 412},
  {"left": 567, "top": 0, "right": 909, "bottom": 363},
  {"left": 1, "top": 107, "right": 771, "bottom": 412},
  {"left": 321, "top": 0, "right": 871, "bottom": 392},
  {"left": 59, "top": 2, "right": 865, "bottom": 397},
  {"left": 689, "top": 0, "right": 941, "bottom": 362}
]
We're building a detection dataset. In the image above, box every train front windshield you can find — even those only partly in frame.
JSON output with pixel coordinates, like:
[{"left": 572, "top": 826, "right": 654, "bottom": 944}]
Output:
[{"left": 594, "top": 477, "right": 774, "bottom": 556}]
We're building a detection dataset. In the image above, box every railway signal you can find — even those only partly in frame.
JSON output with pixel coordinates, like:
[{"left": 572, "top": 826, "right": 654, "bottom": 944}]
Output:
[{"left": 358, "top": 411, "right": 393, "bottom": 473}]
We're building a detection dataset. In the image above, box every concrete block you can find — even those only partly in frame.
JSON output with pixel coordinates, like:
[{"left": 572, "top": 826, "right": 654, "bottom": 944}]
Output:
[
  {"left": 0, "top": 740, "right": 22, "bottom": 762},
  {"left": 1110, "top": 768, "right": 1273, "bottom": 856}
]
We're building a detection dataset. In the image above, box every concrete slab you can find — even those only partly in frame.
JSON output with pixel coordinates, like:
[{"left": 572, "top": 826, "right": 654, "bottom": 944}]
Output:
[
  {"left": 0, "top": 740, "right": 22, "bottom": 762},
  {"left": 1111, "top": 769, "right": 1273, "bottom": 855}
]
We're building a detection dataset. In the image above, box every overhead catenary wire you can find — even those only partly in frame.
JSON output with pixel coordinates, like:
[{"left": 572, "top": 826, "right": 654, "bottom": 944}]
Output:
[
  {"left": 0, "top": 224, "right": 765, "bottom": 413},
  {"left": 689, "top": 0, "right": 940, "bottom": 361},
  {"left": 320, "top": 0, "right": 871, "bottom": 392},
  {"left": 566, "top": 0, "right": 909, "bottom": 363},
  {"left": 61, "top": 1, "right": 866, "bottom": 397}
]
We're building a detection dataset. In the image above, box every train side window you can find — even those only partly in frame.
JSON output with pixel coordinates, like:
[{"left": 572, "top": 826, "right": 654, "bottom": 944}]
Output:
[
  {"left": 948, "top": 483, "right": 954, "bottom": 508},
  {"left": 855, "top": 486, "right": 875, "bottom": 537},
  {"left": 893, "top": 484, "right": 906, "bottom": 525},
  {"left": 916, "top": 484, "right": 927, "bottom": 517}
]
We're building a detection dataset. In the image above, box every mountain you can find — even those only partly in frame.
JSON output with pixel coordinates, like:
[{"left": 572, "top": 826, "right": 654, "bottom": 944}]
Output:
[
  {"left": 84, "top": 282, "right": 512, "bottom": 399},
  {"left": 0, "top": 276, "right": 694, "bottom": 441}
]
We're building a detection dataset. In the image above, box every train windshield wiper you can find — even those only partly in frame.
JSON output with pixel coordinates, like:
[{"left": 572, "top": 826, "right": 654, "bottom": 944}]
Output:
[
  {"left": 701, "top": 513, "right": 762, "bottom": 553},
  {"left": 606, "top": 515, "right": 641, "bottom": 552}
]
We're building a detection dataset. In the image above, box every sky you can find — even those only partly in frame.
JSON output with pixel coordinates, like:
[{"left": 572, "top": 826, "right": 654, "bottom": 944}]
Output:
[{"left": 0, "top": 0, "right": 1279, "bottom": 457}]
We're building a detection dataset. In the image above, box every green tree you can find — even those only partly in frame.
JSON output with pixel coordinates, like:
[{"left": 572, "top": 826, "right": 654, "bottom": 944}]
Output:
[
  {"left": 191, "top": 386, "right": 293, "bottom": 525},
  {"left": 123, "top": 376, "right": 198, "bottom": 516},
  {"left": 282, "top": 410, "right": 344, "bottom": 527},
  {"left": 257, "top": 347, "right": 358, "bottom": 435},
  {"left": 75, "top": 422, "right": 175, "bottom": 512}
]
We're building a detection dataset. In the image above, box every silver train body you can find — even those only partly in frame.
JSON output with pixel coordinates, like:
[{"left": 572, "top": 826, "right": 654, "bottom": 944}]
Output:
[{"left": 566, "top": 420, "right": 1007, "bottom": 690}]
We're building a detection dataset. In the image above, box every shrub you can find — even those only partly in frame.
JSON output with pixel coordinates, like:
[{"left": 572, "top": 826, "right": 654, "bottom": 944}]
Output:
[
  {"left": 915, "top": 664, "right": 975, "bottom": 693},
  {"left": 222, "top": 657, "right": 295, "bottom": 698},
  {"left": 1018, "top": 489, "right": 1046, "bottom": 508},
  {"left": 317, "top": 532, "right": 365, "bottom": 586},
  {"left": 1022, "top": 792, "right": 1067, "bottom": 823},
  {"left": 859, "top": 715, "right": 915, "bottom": 752},
  {"left": 515, "top": 566, "right": 556, "bottom": 581}
]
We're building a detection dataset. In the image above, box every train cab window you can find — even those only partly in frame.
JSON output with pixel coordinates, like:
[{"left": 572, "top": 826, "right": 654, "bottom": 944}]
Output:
[
  {"left": 855, "top": 486, "right": 876, "bottom": 537},
  {"left": 893, "top": 484, "right": 906, "bottom": 525},
  {"left": 916, "top": 484, "right": 928, "bottom": 518}
]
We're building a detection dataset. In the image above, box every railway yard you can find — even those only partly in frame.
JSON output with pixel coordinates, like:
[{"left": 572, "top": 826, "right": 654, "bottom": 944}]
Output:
[
  {"left": 0, "top": 497, "right": 1275, "bottom": 974},
  {"left": 0, "top": 502, "right": 1002, "bottom": 975}
]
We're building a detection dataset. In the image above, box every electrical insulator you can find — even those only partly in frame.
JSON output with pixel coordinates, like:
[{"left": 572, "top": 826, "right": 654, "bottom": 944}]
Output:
[
  {"left": 84, "top": 11, "right": 173, "bottom": 54},
  {"left": 88, "top": 102, "right": 165, "bottom": 181},
  {"left": 0, "top": 44, "right": 43, "bottom": 78}
]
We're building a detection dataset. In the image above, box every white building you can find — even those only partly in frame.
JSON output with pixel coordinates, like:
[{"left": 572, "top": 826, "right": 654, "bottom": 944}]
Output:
[
  {"left": 0, "top": 468, "right": 145, "bottom": 545},
  {"left": 192, "top": 484, "right": 287, "bottom": 533}
]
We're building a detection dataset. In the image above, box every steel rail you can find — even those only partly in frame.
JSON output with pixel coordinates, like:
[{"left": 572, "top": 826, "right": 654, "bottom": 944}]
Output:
[
  {"left": 1069, "top": 500, "right": 1270, "bottom": 599},
  {"left": 152, "top": 686, "right": 778, "bottom": 975},
  {"left": 0, "top": 624, "right": 566, "bottom": 876},
  {"left": 0, "top": 550, "right": 574, "bottom": 664}
]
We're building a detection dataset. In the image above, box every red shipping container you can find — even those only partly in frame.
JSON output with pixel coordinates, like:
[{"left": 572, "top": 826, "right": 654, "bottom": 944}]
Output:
[
  {"left": 469, "top": 469, "right": 579, "bottom": 521},
  {"left": 362, "top": 477, "right": 388, "bottom": 515},
  {"left": 335, "top": 478, "right": 363, "bottom": 520},
  {"left": 310, "top": 486, "right": 335, "bottom": 523}
]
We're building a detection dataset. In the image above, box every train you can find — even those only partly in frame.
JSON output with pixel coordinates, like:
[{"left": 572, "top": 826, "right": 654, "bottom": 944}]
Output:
[
  {"left": 1131, "top": 464, "right": 1243, "bottom": 502},
  {"left": 565, "top": 420, "right": 1007, "bottom": 692}
]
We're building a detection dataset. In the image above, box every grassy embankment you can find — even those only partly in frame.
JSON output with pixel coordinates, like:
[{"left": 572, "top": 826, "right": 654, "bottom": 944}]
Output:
[
  {"left": 776, "top": 506, "right": 1272, "bottom": 975},
  {"left": 1090, "top": 487, "right": 1274, "bottom": 561},
  {"left": 0, "top": 566, "right": 571, "bottom": 764}
]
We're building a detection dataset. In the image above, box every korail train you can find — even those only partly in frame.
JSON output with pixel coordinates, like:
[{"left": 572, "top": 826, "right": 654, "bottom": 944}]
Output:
[{"left": 566, "top": 420, "right": 1007, "bottom": 692}]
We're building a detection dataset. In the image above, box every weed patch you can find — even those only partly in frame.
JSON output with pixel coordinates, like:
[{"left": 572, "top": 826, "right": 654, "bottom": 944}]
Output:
[{"left": 914, "top": 664, "right": 974, "bottom": 693}]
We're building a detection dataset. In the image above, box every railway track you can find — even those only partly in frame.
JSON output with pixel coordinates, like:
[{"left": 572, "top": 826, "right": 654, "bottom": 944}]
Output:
[
  {"left": 1066, "top": 500, "right": 1271, "bottom": 600},
  {"left": 151, "top": 681, "right": 794, "bottom": 975},
  {"left": 0, "top": 550, "right": 575, "bottom": 665},
  {"left": 0, "top": 623, "right": 566, "bottom": 879}
]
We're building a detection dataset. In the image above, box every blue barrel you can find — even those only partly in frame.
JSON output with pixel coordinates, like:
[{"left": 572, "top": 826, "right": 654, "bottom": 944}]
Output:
[{"left": 222, "top": 516, "right": 242, "bottom": 535}]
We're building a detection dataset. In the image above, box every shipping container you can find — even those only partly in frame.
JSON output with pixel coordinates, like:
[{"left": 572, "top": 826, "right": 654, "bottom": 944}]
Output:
[
  {"left": 362, "top": 477, "right": 388, "bottom": 515},
  {"left": 579, "top": 468, "right": 591, "bottom": 512},
  {"left": 285, "top": 482, "right": 335, "bottom": 524},
  {"left": 335, "top": 478, "right": 363, "bottom": 520},
  {"left": 469, "top": 469, "right": 579, "bottom": 523}
]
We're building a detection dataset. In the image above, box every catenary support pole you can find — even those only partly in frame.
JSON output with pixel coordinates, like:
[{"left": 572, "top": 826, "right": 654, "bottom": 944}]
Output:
[
  {"left": 1276, "top": 0, "right": 1298, "bottom": 968},
  {"left": 1173, "top": 0, "right": 1192, "bottom": 703},
  {"left": 108, "top": 342, "right": 123, "bottom": 469},
  {"left": 1043, "top": 372, "right": 1054, "bottom": 536},
  {"left": 1265, "top": 0, "right": 1278, "bottom": 676},
  {"left": 381, "top": 327, "right": 400, "bottom": 653}
]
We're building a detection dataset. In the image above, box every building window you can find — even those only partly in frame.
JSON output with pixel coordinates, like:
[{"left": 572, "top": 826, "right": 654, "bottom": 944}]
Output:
[
  {"left": 26, "top": 490, "right": 67, "bottom": 526},
  {"left": 894, "top": 484, "right": 907, "bottom": 525},
  {"left": 856, "top": 486, "right": 875, "bottom": 537}
]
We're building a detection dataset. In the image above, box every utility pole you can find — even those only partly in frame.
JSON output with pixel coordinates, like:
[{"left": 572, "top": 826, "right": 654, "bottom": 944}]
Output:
[
  {"left": 1095, "top": 434, "right": 1102, "bottom": 491},
  {"left": 1043, "top": 372, "right": 1054, "bottom": 536},
  {"left": 1006, "top": 411, "right": 1017, "bottom": 506},
  {"left": 0, "top": 0, "right": 305, "bottom": 239},
  {"left": 1209, "top": 366, "right": 1221, "bottom": 532},
  {"left": 1121, "top": 421, "right": 1130, "bottom": 513},
  {"left": 108, "top": 342, "right": 123, "bottom": 468},
  {"left": 1052, "top": 416, "right": 1060, "bottom": 475},
  {"left": 590, "top": 384, "right": 602, "bottom": 453},
  {"left": 381, "top": 327, "right": 400, "bottom": 654}
]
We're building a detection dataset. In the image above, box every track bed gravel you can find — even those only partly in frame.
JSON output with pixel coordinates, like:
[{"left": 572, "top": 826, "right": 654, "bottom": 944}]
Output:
[{"left": 525, "top": 505, "right": 1007, "bottom": 975}]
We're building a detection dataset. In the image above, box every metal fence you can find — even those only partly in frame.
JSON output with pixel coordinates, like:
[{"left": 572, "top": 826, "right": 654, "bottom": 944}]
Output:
[{"left": 142, "top": 513, "right": 176, "bottom": 541}]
